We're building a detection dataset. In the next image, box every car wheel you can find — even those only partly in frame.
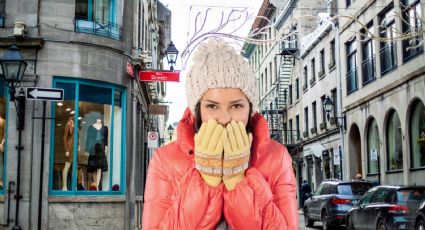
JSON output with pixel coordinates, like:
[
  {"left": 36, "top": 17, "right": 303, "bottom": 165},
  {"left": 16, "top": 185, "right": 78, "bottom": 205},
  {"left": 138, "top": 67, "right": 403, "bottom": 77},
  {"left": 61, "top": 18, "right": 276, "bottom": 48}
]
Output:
[
  {"left": 346, "top": 215, "right": 355, "bottom": 230},
  {"left": 304, "top": 209, "right": 314, "bottom": 227},
  {"left": 377, "top": 219, "right": 387, "bottom": 230},
  {"left": 417, "top": 219, "right": 425, "bottom": 230},
  {"left": 321, "top": 209, "right": 331, "bottom": 230}
]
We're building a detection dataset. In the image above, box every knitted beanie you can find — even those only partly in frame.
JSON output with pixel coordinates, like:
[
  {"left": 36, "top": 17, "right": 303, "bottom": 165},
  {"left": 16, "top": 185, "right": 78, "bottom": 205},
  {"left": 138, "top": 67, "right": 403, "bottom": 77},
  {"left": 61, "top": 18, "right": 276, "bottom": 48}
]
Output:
[{"left": 185, "top": 39, "right": 259, "bottom": 114}]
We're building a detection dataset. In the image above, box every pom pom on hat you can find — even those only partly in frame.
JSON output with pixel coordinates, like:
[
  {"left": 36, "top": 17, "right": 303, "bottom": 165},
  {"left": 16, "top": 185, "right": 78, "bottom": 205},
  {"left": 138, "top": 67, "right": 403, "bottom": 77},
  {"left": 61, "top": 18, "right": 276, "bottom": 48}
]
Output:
[{"left": 185, "top": 39, "right": 258, "bottom": 114}]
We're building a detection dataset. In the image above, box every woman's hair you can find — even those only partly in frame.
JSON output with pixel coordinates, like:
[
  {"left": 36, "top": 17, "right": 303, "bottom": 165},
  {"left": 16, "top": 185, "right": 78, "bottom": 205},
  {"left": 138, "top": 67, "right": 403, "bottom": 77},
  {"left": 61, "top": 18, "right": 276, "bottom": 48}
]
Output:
[{"left": 194, "top": 102, "right": 253, "bottom": 133}]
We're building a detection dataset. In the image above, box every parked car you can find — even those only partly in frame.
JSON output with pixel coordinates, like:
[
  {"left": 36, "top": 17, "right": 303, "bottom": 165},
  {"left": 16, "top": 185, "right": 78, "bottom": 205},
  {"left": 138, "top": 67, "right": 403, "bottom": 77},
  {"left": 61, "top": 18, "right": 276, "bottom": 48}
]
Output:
[
  {"left": 415, "top": 200, "right": 425, "bottom": 230},
  {"left": 303, "top": 179, "right": 373, "bottom": 229},
  {"left": 346, "top": 185, "right": 425, "bottom": 230}
]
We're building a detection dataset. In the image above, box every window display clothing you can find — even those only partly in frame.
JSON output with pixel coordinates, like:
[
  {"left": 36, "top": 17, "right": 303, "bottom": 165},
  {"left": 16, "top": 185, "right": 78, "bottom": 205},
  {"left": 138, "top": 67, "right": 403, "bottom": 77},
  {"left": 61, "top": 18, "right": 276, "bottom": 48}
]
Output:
[
  {"left": 85, "top": 124, "right": 108, "bottom": 172},
  {"left": 63, "top": 117, "right": 74, "bottom": 163}
]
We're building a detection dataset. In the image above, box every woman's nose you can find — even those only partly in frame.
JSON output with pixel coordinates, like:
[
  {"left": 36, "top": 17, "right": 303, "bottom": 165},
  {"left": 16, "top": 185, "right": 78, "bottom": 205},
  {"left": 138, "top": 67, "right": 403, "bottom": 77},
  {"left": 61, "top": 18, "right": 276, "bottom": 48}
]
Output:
[{"left": 216, "top": 111, "right": 232, "bottom": 126}]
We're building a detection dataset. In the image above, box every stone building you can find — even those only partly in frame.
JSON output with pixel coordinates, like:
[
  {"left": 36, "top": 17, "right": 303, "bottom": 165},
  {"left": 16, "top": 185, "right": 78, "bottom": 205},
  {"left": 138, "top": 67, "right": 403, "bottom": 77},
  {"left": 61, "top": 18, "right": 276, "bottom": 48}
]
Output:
[{"left": 0, "top": 0, "right": 172, "bottom": 229}]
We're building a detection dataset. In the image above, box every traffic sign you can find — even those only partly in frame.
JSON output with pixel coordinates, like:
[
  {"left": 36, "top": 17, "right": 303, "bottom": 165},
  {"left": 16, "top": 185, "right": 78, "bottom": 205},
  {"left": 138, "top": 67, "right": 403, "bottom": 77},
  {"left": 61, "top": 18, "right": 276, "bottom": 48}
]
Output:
[
  {"left": 147, "top": 131, "right": 159, "bottom": 148},
  {"left": 26, "top": 87, "right": 64, "bottom": 101}
]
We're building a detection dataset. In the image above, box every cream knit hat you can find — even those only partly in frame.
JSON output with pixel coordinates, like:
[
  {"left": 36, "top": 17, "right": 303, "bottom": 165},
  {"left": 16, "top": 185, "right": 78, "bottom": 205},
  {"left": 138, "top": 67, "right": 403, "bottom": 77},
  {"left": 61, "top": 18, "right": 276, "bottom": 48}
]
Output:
[{"left": 185, "top": 39, "right": 258, "bottom": 114}]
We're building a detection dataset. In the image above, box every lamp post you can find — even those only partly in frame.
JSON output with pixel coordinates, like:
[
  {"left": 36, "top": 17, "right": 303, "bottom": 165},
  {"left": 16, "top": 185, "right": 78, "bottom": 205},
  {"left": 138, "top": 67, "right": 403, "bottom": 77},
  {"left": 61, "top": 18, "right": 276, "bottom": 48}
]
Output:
[
  {"left": 165, "top": 41, "right": 179, "bottom": 71},
  {"left": 322, "top": 95, "right": 345, "bottom": 180},
  {"left": 167, "top": 124, "right": 174, "bottom": 142},
  {"left": 0, "top": 44, "right": 27, "bottom": 230}
]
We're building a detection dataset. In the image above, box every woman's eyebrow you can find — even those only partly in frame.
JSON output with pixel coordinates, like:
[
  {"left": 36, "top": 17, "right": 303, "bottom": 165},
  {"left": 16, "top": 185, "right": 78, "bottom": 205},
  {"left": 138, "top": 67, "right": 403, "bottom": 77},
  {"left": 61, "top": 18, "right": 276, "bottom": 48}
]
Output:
[
  {"left": 202, "top": 100, "right": 219, "bottom": 104},
  {"left": 230, "top": 99, "right": 247, "bottom": 103}
]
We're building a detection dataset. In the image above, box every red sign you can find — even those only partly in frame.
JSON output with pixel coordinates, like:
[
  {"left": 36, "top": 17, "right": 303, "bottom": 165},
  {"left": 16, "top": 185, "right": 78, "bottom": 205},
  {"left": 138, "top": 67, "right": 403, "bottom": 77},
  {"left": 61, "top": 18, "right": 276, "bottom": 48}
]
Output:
[
  {"left": 126, "top": 62, "right": 134, "bottom": 78},
  {"left": 139, "top": 70, "right": 180, "bottom": 82}
]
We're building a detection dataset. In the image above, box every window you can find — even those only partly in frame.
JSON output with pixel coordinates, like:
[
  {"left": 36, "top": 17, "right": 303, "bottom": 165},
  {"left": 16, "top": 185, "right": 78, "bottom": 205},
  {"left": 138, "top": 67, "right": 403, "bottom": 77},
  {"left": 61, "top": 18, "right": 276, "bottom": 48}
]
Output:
[
  {"left": 380, "top": 6, "right": 397, "bottom": 74},
  {"left": 288, "top": 119, "right": 293, "bottom": 143},
  {"left": 310, "top": 58, "right": 316, "bottom": 85},
  {"left": 0, "top": 83, "right": 7, "bottom": 193},
  {"left": 75, "top": 0, "right": 122, "bottom": 39},
  {"left": 361, "top": 23, "right": 376, "bottom": 85},
  {"left": 346, "top": 39, "right": 358, "bottom": 94},
  {"left": 321, "top": 95, "right": 326, "bottom": 123},
  {"left": 330, "top": 40, "right": 336, "bottom": 68},
  {"left": 295, "top": 78, "right": 299, "bottom": 100},
  {"left": 331, "top": 88, "right": 337, "bottom": 118},
  {"left": 296, "top": 115, "right": 300, "bottom": 140},
  {"left": 367, "top": 118, "right": 380, "bottom": 174},
  {"left": 312, "top": 101, "right": 317, "bottom": 129},
  {"left": 289, "top": 84, "right": 293, "bottom": 105},
  {"left": 303, "top": 66, "right": 308, "bottom": 90},
  {"left": 265, "top": 68, "right": 268, "bottom": 91},
  {"left": 50, "top": 79, "right": 126, "bottom": 194},
  {"left": 401, "top": 0, "right": 423, "bottom": 61},
  {"left": 346, "top": 0, "right": 354, "bottom": 8},
  {"left": 410, "top": 100, "right": 425, "bottom": 168},
  {"left": 386, "top": 110, "right": 403, "bottom": 171},
  {"left": 319, "top": 49, "right": 325, "bottom": 76},
  {"left": 304, "top": 107, "right": 309, "bottom": 135}
]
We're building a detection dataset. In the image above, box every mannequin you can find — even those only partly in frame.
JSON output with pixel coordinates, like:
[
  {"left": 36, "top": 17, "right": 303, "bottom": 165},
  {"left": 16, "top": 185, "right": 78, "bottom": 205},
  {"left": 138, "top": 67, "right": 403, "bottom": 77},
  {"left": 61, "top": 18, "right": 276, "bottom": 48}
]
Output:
[
  {"left": 62, "top": 117, "right": 74, "bottom": 191},
  {"left": 85, "top": 118, "right": 108, "bottom": 191}
]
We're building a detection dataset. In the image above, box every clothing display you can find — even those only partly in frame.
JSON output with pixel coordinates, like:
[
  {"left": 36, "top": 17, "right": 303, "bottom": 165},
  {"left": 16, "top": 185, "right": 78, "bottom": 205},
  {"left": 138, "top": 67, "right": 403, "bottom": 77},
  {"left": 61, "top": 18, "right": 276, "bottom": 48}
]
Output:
[
  {"left": 142, "top": 108, "right": 298, "bottom": 229},
  {"left": 85, "top": 123, "right": 108, "bottom": 172},
  {"left": 63, "top": 117, "right": 74, "bottom": 163}
]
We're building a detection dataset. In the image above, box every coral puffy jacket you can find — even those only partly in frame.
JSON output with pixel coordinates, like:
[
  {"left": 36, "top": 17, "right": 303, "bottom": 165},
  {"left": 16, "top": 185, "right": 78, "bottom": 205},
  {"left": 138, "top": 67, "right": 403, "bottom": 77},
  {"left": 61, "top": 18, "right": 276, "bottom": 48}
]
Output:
[{"left": 142, "top": 109, "right": 298, "bottom": 229}]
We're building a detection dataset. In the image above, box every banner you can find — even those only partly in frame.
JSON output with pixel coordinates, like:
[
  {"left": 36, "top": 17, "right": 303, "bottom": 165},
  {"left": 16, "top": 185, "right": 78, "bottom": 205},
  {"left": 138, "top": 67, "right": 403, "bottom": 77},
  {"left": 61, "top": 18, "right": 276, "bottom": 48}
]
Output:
[{"left": 139, "top": 70, "right": 180, "bottom": 82}]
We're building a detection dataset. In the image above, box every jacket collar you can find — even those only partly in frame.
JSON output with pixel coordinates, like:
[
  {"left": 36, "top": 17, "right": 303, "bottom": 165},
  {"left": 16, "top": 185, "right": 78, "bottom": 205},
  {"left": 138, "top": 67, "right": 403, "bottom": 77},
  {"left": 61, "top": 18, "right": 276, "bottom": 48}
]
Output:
[{"left": 176, "top": 108, "right": 270, "bottom": 156}]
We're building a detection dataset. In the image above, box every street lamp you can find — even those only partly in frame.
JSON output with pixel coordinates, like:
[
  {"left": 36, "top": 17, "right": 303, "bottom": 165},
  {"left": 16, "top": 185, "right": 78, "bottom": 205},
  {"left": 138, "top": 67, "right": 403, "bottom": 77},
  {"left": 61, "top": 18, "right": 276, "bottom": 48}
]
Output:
[
  {"left": 165, "top": 41, "right": 179, "bottom": 71},
  {"left": 0, "top": 44, "right": 27, "bottom": 230},
  {"left": 322, "top": 96, "right": 345, "bottom": 130},
  {"left": 167, "top": 124, "right": 174, "bottom": 141}
]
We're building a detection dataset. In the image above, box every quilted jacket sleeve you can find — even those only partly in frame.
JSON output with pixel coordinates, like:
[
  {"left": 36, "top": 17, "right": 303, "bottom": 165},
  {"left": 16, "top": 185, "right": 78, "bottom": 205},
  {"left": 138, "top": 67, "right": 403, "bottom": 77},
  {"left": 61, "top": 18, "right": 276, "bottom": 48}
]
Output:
[
  {"left": 223, "top": 151, "right": 298, "bottom": 229},
  {"left": 142, "top": 151, "right": 224, "bottom": 230}
]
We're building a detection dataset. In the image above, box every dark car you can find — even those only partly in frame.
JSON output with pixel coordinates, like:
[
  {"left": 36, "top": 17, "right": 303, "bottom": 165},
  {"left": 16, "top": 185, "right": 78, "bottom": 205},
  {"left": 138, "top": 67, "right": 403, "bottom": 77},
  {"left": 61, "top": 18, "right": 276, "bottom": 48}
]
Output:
[
  {"left": 346, "top": 185, "right": 425, "bottom": 230},
  {"left": 303, "top": 179, "right": 373, "bottom": 229},
  {"left": 415, "top": 200, "right": 425, "bottom": 230}
]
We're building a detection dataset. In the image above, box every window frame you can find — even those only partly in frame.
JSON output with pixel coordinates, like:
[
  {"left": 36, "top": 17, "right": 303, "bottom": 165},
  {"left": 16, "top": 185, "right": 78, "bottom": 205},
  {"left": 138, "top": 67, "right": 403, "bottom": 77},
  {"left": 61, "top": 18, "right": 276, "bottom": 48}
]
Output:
[
  {"left": 346, "top": 39, "right": 358, "bottom": 94},
  {"left": 401, "top": 0, "right": 423, "bottom": 62},
  {"left": 361, "top": 22, "right": 376, "bottom": 86},
  {"left": 386, "top": 110, "right": 403, "bottom": 171},
  {"left": 409, "top": 100, "right": 425, "bottom": 169},
  {"left": 49, "top": 77, "right": 127, "bottom": 196},
  {"left": 379, "top": 6, "right": 398, "bottom": 75}
]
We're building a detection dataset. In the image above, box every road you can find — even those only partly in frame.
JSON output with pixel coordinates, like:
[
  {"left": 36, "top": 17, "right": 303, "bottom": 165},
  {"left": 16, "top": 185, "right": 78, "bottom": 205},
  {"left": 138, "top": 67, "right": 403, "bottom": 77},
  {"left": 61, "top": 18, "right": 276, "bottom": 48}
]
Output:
[{"left": 298, "top": 210, "right": 347, "bottom": 230}]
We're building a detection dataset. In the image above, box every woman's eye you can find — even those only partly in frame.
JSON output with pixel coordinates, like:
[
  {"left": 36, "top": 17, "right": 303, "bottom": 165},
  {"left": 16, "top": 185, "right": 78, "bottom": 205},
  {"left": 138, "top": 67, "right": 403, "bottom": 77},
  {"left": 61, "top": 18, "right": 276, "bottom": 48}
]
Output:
[
  {"left": 206, "top": 104, "right": 217, "bottom": 109},
  {"left": 232, "top": 104, "right": 244, "bottom": 109}
]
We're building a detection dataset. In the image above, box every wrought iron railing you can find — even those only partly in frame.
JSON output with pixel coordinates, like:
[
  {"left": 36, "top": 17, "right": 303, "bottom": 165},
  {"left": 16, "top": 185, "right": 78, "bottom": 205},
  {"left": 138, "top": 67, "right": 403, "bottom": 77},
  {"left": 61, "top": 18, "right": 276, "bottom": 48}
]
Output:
[
  {"left": 74, "top": 17, "right": 122, "bottom": 40},
  {"left": 361, "top": 56, "right": 375, "bottom": 85},
  {"left": 346, "top": 68, "right": 358, "bottom": 94},
  {"left": 380, "top": 42, "right": 397, "bottom": 74},
  {"left": 283, "top": 129, "right": 301, "bottom": 145}
]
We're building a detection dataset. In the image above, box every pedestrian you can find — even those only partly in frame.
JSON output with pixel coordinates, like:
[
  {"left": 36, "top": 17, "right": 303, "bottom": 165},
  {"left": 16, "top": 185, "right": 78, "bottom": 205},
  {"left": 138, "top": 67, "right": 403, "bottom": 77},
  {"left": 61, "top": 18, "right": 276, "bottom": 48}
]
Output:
[
  {"left": 356, "top": 173, "right": 363, "bottom": 180},
  {"left": 300, "top": 180, "right": 312, "bottom": 208},
  {"left": 142, "top": 39, "right": 298, "bottom": 229}
]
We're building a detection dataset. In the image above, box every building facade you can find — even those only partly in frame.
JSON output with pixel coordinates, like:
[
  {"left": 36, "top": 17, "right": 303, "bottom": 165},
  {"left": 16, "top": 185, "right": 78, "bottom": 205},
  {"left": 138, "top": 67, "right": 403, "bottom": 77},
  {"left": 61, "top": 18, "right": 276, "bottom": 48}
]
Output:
[{"left": 0, "top": 0, "right": 171, "bottom": 229}]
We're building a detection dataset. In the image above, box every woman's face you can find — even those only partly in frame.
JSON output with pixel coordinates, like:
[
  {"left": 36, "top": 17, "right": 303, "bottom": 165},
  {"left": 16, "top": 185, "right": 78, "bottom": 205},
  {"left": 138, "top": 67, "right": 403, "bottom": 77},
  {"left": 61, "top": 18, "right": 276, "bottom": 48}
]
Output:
[{"left": 199, "top": 88, "right": 250, "bottom": 127}]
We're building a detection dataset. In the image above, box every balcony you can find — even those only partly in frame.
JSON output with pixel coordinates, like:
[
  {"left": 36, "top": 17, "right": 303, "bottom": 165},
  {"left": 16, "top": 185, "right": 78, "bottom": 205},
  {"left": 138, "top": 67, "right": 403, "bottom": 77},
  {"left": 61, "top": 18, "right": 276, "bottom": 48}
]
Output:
[
  {"left": 361, "top": 56, "right": 376, "bottom": 86},
  {"left": 380, "top": 42, "right": 397, "bottom": 75},
  {"left": 346, "top": 68, "right": 358, "bottom": 95},
  {"left": 75, "top": 17, "right": 122, "bottom": 40}
]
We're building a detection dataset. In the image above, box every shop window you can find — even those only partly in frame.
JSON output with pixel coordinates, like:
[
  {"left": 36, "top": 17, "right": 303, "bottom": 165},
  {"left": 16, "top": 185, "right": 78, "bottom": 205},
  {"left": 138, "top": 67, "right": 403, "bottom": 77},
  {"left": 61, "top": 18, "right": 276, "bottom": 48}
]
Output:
[
  {"left": 410, "top": 100, "right": 425, "bottom": 168},
  {"left": 50, "top": 79, "right": 125, "bottom": 194},
  {"left": 367, "top": 118, "right": 380, "bottom": 173},
  {"left": 386, "top": 110, "right": 403, "bottom": 171},
  {"left": 0, "top": 83, "right": 7, "bottom": 193}
]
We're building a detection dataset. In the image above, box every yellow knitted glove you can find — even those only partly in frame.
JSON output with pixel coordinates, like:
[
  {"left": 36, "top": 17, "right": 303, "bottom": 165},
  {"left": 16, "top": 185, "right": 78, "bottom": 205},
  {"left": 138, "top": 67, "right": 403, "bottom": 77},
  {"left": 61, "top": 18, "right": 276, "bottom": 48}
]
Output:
[
  {"left": 194, "top": 119, "right": 225, "bottom": 187},
  {"left": 223, "top": 121, "right": 253, "bottom": 190}
]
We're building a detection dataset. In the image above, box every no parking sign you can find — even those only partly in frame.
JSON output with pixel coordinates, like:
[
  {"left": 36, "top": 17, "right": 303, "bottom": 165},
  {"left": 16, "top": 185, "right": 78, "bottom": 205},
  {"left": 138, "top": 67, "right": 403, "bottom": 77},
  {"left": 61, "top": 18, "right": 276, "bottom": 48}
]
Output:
[{"left": 148, "top": 132, "right": 159, "bottom": 148}]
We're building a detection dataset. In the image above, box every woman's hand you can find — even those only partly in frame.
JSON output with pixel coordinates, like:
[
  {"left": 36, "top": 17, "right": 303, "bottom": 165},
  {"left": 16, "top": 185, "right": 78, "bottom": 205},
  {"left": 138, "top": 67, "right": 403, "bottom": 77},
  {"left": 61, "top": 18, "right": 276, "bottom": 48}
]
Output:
[
  {"left": 222, "top": 120, "right": 252, "bottom": 190},
  {"left": 194, "top": 119, "right": 225, "bottom": 187}
]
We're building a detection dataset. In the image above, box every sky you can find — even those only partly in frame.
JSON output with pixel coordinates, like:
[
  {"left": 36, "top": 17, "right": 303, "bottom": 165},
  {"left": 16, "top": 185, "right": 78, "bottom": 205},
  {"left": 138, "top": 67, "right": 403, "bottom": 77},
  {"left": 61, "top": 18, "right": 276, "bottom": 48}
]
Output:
[{"left": 159, "top": 0, "right": 263, "bottom": 124}]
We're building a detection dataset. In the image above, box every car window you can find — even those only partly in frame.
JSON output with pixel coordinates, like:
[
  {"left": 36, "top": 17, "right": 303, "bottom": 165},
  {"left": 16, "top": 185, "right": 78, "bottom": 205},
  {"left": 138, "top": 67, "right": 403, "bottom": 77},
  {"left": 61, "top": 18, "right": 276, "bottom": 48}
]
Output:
[
  {"left": 359, "top": 187, "right": 377, "bottom": 205},
  {"left": 314, "top": 184, "right": 325, "bottom": 196},
  {"left": 371, "top": 188, "right": 390, "bottom": 203},
  {"left": 397, "top": 189, "right": 425, "bottom": 204},
  {"left": 321, "top": 184, "right": 331, "bottom": 195}
]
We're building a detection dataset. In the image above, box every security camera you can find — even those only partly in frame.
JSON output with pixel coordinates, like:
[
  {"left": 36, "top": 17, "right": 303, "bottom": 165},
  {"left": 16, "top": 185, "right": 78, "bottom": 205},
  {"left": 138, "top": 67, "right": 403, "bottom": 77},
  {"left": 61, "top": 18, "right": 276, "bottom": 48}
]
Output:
[{"left": 14, "top": 22, "right": 26, "bottom": 37}]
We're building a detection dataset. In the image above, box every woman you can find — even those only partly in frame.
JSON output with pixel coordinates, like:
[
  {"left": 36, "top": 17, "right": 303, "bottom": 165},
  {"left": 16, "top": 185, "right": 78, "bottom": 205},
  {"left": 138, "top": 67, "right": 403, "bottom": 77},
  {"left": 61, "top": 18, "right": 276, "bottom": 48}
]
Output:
[{"left": 142, "top": 40, "right": 298, "bottom": 229}]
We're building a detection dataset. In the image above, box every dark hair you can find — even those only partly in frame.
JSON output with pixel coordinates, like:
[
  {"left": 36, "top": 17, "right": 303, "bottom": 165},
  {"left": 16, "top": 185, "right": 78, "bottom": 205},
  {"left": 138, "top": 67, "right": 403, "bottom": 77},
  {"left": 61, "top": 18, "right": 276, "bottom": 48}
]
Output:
[{"left": 194, "top": 102, "right": 253, "bottom": 133}]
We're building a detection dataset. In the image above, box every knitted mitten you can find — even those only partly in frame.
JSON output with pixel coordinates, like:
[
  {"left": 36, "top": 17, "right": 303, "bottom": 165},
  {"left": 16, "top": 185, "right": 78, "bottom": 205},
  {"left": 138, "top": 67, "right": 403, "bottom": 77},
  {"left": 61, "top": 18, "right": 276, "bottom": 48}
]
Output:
[
  {"left": 194, "top": 119, "right": 225, "bottom": 187},
  {"left": 222, "top": 121, "right": 253, "bottom": 190}
]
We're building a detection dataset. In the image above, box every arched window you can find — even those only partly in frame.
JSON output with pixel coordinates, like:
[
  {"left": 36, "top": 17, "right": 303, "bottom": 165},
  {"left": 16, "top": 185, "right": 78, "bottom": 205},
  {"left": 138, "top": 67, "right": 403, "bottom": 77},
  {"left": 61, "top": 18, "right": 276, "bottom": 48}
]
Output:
[
  {"left": 386, "top": 110, "right": 403, "bottom": 170},
  {"left": 410, "top": 100, "right": 425, "bottom": 168},
  {"left": 367, "top": 118, "right": 380, "bottom": 173}
]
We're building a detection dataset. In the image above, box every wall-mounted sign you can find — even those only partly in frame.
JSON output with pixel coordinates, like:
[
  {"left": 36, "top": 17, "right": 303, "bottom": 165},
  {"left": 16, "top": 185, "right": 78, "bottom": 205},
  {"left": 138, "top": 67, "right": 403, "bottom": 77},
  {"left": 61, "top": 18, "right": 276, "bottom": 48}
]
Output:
[
  {"left": 126, "top": 62, "right": 134, "bottom": 78},
  {"left": 139, "top": 70, "right": 180, "bottom": 82},
  {"left": 147, "top": 131, "right": 159, "bottom": 148},
  {"left": 149, "top": 104, "right": 168, "bottom": 115}
]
